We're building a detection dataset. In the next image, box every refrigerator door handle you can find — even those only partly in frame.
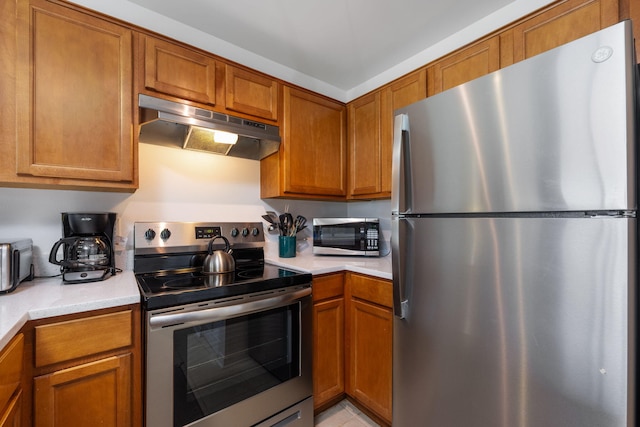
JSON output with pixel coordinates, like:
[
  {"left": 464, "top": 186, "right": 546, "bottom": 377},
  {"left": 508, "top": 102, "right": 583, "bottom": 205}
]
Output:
[
  {"left": 392, "top": 114, "right": 411, "bottom": 215},
  {"left": 392, "top": 217, "right": 410, "bottom": 319}
]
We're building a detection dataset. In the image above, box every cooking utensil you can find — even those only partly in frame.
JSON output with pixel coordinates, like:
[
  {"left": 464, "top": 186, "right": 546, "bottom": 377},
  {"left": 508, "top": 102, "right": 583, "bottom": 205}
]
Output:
[
  {"left": 266, "top": 211, "right": 280, "bottom": 224},
  {"left": 279, "top": 213, "right": 293, "bottom": 236},
  {"left": 262, "top": 214, "right": 277, "bottom": 225},
  {"left": 293, "top": 215, "right": 307, "bottom": 235},
  {"left": 203, "top": 236, "right": 235, "bottom": 274}
]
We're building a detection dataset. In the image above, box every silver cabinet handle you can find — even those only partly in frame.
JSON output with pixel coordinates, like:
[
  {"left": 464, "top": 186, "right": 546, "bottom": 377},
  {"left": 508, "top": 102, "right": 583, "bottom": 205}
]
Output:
[{"left": 149, "top": 287, "right": 311, "bottom": 329}]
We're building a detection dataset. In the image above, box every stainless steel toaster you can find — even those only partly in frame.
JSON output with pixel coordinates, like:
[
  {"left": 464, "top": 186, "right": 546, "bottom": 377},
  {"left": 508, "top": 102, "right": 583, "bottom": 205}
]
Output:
[{"left": 0, "top": 238, "right": 34, "bottom": 293}]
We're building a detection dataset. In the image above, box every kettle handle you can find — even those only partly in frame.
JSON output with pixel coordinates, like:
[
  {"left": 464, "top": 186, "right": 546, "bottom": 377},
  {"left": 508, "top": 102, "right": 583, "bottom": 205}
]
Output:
[{"left": 207, "top": 235, "right": 232, "bottom": 254}]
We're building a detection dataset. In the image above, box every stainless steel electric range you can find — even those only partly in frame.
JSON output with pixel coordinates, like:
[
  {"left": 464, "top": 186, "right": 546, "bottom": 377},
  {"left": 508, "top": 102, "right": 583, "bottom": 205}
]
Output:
[{"left": 134, "top": 221, "right": 313, "bottom": 427}]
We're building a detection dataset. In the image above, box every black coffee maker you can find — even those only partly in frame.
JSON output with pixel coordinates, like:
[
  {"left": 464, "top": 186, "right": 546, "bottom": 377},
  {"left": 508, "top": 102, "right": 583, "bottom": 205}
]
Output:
[{"left": 49, "top": 212, "right": 117, "bottom": 284}]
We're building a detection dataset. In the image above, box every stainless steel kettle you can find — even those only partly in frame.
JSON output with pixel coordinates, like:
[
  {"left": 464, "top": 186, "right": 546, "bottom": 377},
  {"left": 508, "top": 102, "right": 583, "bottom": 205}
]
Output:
[{"left": 203, "top": 236, "right": 235, "bottom": 274}]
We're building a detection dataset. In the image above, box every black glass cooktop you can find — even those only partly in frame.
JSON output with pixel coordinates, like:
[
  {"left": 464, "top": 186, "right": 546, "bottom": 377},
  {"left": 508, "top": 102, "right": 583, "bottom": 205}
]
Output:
[{"left": 136, "top": 263, "right": 311, "bottom": 310}]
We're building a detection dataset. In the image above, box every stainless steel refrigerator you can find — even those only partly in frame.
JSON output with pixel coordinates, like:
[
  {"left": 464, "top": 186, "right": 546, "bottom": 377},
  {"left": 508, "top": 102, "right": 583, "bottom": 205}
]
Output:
[{"left": 391, "top": 21, "right": 637, "bottom": 427}]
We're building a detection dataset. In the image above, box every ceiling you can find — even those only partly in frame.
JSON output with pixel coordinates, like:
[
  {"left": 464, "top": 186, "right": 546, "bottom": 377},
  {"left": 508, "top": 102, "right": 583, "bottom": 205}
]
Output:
[{"left": 128, "top": 0, "right": 517, "bottom": 94}]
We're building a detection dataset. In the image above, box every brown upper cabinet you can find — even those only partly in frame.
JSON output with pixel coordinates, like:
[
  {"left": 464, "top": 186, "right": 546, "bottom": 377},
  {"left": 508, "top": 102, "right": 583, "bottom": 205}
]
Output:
[
  {"left": 348, "top": 69, "right": 427, "bottom": 200},
  {"left": 427, "top": 36, "right": 500, "bottom": 96},
  {"left": 10, "top": 0, "right": 136, "bottom": 191},
  {"left": 504, "top": 0, "right": 620, "bottom": 66},
  {"left": 139, "top": 34, "right": 282, "bottom": 124},
  {"left": 141, "top": 34, "right": 217, "bottom": 106},
  {"left": 261, "top": 86, "right": 347, "bottom": 200},
  {"left": 225, "top": 64, "right": 279, "bottom": 122}
]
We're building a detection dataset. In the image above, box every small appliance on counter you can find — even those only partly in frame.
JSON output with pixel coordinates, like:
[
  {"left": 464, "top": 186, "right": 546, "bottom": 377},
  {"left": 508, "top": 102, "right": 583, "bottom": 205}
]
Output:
[
  {"left": 0, "top": 238, "right": 34, "bottom": 294},
  {"left": 49, "top": 212, "right": 117, "bottom": 284},
  {"left": 312, "top": 218, "right": 380, "bottom": 256}
]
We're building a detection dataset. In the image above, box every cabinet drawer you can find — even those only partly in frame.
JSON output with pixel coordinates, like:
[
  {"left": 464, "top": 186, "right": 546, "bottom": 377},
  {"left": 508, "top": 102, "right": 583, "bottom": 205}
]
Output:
[
  {"left": 348, "top": 273, "right": 392, "bottom": 308},
  {"left": 313, "top": 273, "right": 344, "bottom": 302},
  {"left": 0, "top": 334, "right": 24, "bottom": 413},
  {"left": 35, "top": 310, "right": 132, "bottom": 368}
]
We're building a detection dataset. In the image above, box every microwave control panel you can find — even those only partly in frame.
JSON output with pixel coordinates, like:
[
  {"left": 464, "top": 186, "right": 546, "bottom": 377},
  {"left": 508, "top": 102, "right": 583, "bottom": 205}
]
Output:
[{"left": 362, "top": 225, "right": 379, "bottom": 251}]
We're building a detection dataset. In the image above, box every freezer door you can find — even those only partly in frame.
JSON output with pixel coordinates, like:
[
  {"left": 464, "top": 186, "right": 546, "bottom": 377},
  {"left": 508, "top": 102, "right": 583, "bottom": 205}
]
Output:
[
  {"left": 393, "top": 216, "right": 635, "bottom": 427},
  {"left": 393, "top": 21, "right": 636, "bottom": 214}
]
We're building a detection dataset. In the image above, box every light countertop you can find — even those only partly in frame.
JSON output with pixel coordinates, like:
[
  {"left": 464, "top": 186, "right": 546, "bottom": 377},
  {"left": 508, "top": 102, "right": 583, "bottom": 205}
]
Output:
[
  {"left": 0, "top": 270, "right": 140, "bottom": 349},
  {"left": 0, "top": 245, "right": 391, "bottom": 349},
  {"left": 264, "top": 243, "right": 392, "bottom": 280}
]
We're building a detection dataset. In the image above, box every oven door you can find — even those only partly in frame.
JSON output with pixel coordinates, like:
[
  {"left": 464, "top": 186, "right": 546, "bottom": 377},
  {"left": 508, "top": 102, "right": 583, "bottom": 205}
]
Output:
[{"left": 145, "top": 285, "right": 313, "bottom": 427}]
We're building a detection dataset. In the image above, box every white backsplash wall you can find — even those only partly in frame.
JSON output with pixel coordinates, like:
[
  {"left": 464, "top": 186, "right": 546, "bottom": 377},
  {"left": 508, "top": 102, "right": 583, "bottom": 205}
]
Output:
[{"left": 0, "top": 143, "right": 353, "bottom": 276}]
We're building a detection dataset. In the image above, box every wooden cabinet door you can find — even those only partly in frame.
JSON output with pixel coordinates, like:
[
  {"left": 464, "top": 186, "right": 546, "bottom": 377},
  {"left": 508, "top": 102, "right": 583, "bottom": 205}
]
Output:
[
  {"left": 263, "top": 86, "right": 346, "bottom": 199},
  {"left": 312, "top": 273, "right": 345, "bottom": 410},
  {"left": 34, "top": 354, "right": 132, "bottom": 427},
  {"left": 143, "top": 35, "right": 216, "bottom": 105},
  {"left": 15, "top": 0, "right": 134, "bottom": 184},
  {"left": 225, "top": 65, "right": 278, "bottom": 121},
  {"left": 345, "top": 273, "right": 393, "bottom": 424},
  {"left": 0, "top": 334, "right": 24, "bottom": 414},
  {"left": 348, "top": 92, "right": 382, "bottom": 198},
  {"left": 508, "top": 0, "right": 619, "bottom": 65},
  {"left": 0, "top": 389, "right": 21, "bottom": 427},
  {"left": 313, "top": 298, "right": 345, "bottom": 409},
  {"left": 428, "top": 36, "right": 500, "bottom": 96},
  {"left": 346, "top": 298, "right": 392, "bottom": 423}
]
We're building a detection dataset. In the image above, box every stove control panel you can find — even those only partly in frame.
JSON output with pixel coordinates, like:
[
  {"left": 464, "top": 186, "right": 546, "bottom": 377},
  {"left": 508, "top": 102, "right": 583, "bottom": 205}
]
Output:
[{"left": 134, "top": 222, "right": 264, "bottom": 254}]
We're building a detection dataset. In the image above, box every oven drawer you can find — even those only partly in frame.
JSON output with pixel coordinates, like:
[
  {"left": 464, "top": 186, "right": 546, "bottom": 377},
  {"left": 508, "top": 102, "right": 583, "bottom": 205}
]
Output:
[
  {"left": 253, "top": 396, "right": 314, "bottom": 427},
  {"left": 35, "top": 310, "right": 132, "bottom": 367}
]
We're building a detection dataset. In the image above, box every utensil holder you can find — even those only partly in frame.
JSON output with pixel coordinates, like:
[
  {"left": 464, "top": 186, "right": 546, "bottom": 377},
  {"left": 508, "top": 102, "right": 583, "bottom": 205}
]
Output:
[{"left": 279, "top": 236, "right": 296, "bottom": 258}]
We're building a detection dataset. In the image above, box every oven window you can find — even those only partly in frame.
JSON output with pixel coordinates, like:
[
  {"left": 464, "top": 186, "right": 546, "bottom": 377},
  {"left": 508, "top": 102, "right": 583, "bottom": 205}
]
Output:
[{"left": 173, "top": 304, "right": 300, "bottom": 426}]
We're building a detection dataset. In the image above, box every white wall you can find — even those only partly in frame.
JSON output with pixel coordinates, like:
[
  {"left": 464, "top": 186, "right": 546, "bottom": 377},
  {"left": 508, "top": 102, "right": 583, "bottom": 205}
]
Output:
[{"left": 0, "top": 143, "right": 350, "bottom": 276}]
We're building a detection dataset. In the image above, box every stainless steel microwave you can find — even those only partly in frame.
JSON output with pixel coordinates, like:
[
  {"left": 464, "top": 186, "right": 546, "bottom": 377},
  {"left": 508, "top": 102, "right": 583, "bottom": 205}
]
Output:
[{"left": 312, "top": 218, "right": 379, "bottom": 256}]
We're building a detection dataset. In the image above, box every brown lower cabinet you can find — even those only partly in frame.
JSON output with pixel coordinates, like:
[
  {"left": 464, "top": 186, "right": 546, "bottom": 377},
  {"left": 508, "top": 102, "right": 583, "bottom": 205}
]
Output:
[
  {"left": 1, "top": 305, "right": 143, "bottom": 427},
  {"left": 313, "top": 272, "right": 393, "bottom": 426},
  {"left": 0, "top": 334, "right": 24, "bottom": 427}
]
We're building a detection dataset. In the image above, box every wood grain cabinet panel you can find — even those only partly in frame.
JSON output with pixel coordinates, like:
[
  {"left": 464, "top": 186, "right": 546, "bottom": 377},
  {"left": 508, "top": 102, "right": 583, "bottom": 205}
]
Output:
[
  {"left": 0, "top": 389, "right": 22, "bottom": 427},
  {"left": 29, "top": 306, "right": 142, "bottom": 427},
  {"left": 143, "top": 35, "right": 217, "bottom": 106},
  {"left": 34, "top": 354, "right": 132, "bottom": 427},
  {"left": 261, "top": 86, "right": 346, "bottom": 199},
  {"left": 312, "top": 273, "right": 345, "bottom": 411},
  {"left": 509, "top": 0, "right": 619, "bottom": 64},
  {"left": 35, "top": 310, "right": 132, "bottom": 368},
  {"left": 348, "top": 68, "right": 426, "bottom": 200},
  {"left": 225, "top": 64, "right": 279, "bottom": 121},
  {"left": 428, "top": 36, "right": 500, "bottom": 96},
  {"left": 0, "top": 334, "right": 23, "bottom": 427},
  {"left": 15, "top": 0, "right": 134, "bottom": 186},
  {"left": 348, "top": 92, "right": 382, "bottom": 198},
  {"left": 345, "top": 273, "right": 393, "bottom": 424}
]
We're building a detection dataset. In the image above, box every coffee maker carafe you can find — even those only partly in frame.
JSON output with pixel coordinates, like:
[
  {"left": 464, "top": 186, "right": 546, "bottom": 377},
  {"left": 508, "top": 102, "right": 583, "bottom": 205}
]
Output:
[{"left": 49, "top": 213, "right": 117, "bottom": 284}]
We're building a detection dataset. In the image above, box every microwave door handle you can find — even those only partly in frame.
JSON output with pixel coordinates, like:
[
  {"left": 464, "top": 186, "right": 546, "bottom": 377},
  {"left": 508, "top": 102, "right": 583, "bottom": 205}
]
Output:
[
  {"left": 149, "top": 286, "right": 311, "bottom": 329},
  {"left": 392, "top": 113, "right": 412, "bottom": 215}
]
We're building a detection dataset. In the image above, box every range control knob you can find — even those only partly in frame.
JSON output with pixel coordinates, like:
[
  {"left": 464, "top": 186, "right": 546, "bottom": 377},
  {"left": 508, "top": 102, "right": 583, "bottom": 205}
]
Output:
[
  {"left": 241, "top": 228, "right": 249, "bottom": 237},
  {"left": 160, "top": 228, "right": 171, "bottom": 240},
  {"left": 251, "top": 227, "right": 260, "bottom": 237},
  {"left": 230, "top": 228, "right": 239, "bottom": 238},
  {"left": 144, "top": 228, "right": 156, "bottom": 241}
]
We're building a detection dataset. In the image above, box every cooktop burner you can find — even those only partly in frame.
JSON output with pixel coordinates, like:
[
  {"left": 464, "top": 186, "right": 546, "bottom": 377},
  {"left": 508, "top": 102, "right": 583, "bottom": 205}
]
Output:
[
  {"left": 133, "top": 221, "right": 312, "bottom": 310},
  {"left": 137, "top": 264, "right": 310, "bottom": 310}
]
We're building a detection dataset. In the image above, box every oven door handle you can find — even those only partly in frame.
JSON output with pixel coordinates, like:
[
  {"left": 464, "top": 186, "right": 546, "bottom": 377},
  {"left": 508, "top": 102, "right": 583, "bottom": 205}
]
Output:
[{"left": 149, "top": 286, "right": 311, "bottom": 329}]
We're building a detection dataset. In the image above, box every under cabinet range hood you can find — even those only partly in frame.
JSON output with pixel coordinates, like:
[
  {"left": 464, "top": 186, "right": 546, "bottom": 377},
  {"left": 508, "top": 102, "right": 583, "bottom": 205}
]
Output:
[{"left": 138, "top": 94, "right": 281, "bottom": 160}]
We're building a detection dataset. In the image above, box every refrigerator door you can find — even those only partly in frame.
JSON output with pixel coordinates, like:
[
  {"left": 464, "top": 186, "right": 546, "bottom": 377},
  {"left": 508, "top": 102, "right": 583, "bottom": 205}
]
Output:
[
  {"left": 393, "top": 216, "right": 635, "bottom": 427},
  {"left": 393, "top": 21, "right": 636, "bottom": 215}
]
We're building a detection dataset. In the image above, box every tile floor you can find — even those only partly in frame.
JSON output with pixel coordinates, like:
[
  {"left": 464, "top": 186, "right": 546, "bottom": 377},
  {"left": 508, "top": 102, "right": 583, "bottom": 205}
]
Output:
[{"left": 314, "top": 400, "right": 380, "bottom": 427}]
